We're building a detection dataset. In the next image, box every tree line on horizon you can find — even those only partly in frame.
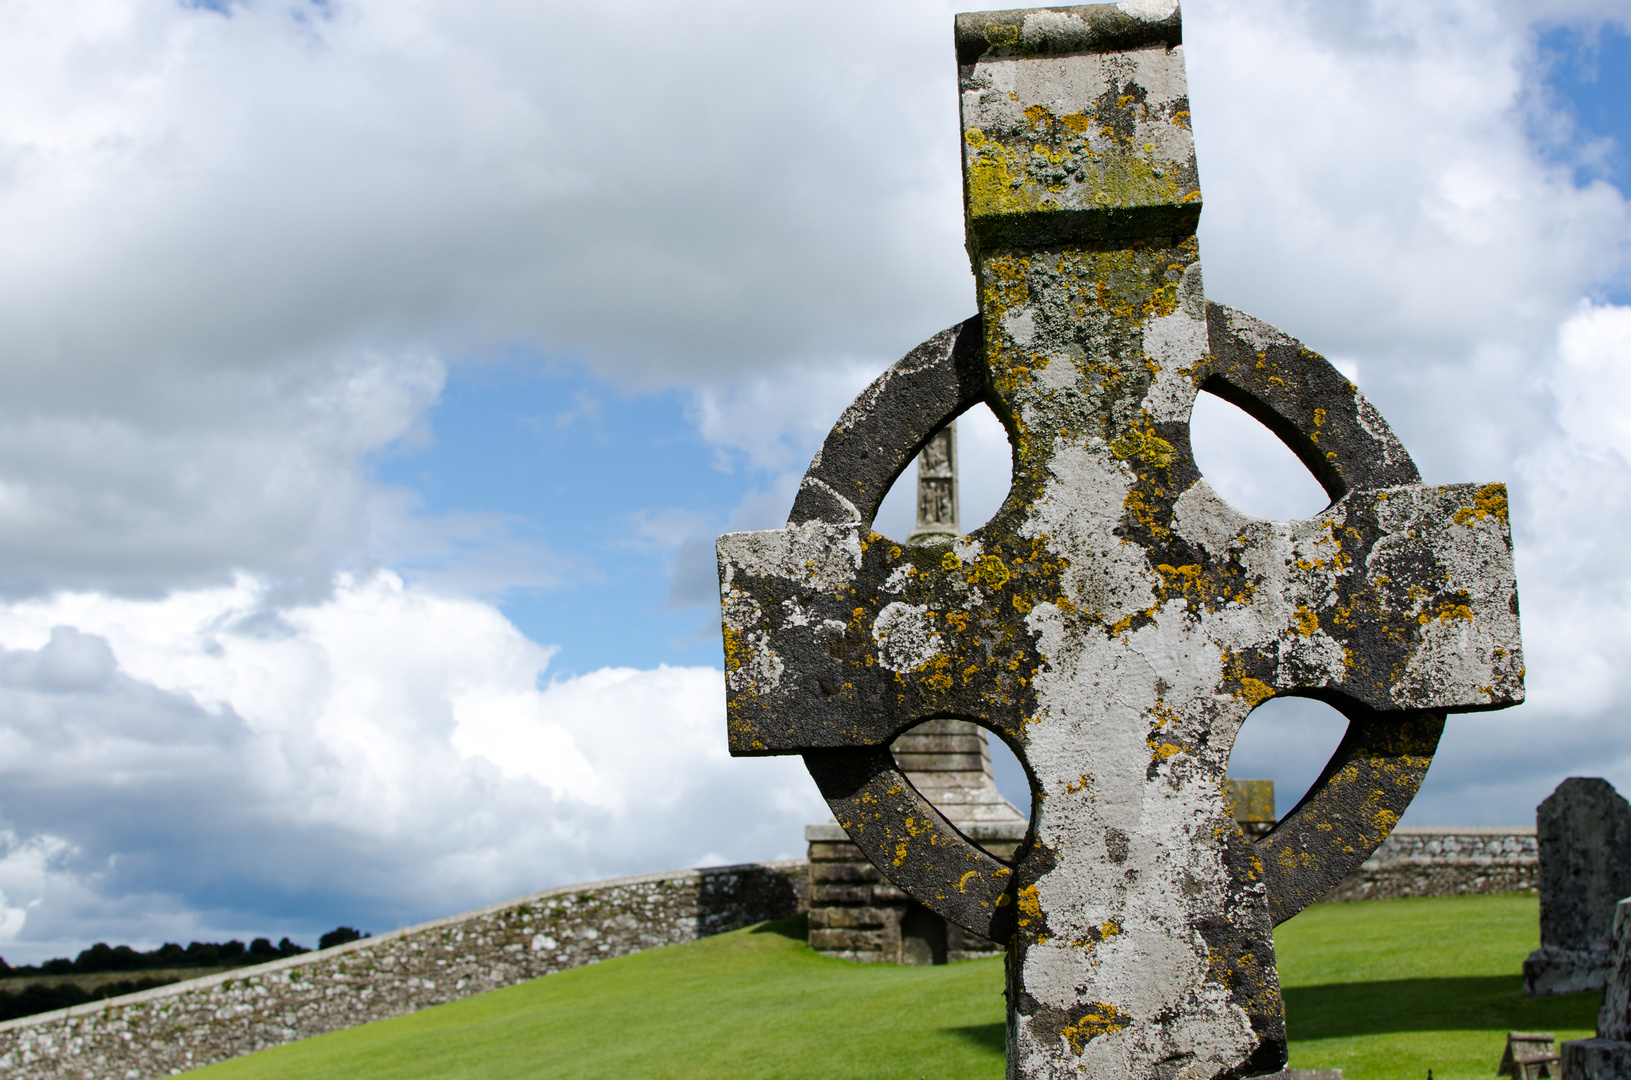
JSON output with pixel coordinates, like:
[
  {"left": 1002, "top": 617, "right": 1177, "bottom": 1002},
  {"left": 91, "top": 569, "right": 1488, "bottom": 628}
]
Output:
[{"left": 0, "top": 927, "right": 370, "bottom": 1023}]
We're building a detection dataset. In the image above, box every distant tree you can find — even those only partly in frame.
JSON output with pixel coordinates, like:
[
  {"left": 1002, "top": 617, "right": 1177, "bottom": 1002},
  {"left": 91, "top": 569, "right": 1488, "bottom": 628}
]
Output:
[
  {"left": 40, "top": 959, "right": 73, "bottom": 975},
  {"left": 74, "top": 943, "right": 144, "bottom": 973},
  {"left": 318, "top": 927, "right": 368, "bottom": 950},
  {"left": 219, "top": 940, "right": 245, "bottom": 961},
  {"left": 153, "top": 943, "right": 188, "bottom": 967},
  {"left": 276, "top": 937, "right": 308, "bottom": 957},
  {"left": 0, "top": 957, "right": 11, "bottom": 976},
  {"left": 249, "top": 938, "right": 279, "bottom": 960},
  {"left": 184, "top": 942, "right": 220, "bottom": 965}
]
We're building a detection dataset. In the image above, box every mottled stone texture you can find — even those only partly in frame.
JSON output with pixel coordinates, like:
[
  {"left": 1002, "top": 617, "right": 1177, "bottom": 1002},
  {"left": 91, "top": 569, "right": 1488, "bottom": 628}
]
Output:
[
  {"left": 1562, "top": 898, "right": 1631, "bottom": 1079},
  {"left": 1561, "top": 1039, "right": 1631, "bottom": 1080},
  {"left": 0, "top": 862, "right": 804, "bottom": 1080},
  {"left": 1527, "top": 778, "right": 1631, "bottom": 996},
  {"left": 715, "top": 4, "right": 1524, "bottom": 1078},
  {"left": 1323, "top": 828, "right": 1538, "bottom": 903}
]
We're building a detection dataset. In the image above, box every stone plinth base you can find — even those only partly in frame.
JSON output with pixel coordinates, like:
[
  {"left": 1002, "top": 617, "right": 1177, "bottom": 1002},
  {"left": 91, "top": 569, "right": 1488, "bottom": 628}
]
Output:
[
  {"left": 806, "top": 822, "right": 1024, "bottom": 964},
  {"left": 1527, "top": 945, "right": 1612, "bottom": 997},
  {"left": 1562, "top": 1038, "right": 1631, "bottom": 1080}
]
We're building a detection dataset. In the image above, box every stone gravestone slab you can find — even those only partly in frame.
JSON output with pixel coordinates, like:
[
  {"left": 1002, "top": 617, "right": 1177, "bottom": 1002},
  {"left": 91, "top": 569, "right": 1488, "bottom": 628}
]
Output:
[
  {"left": 1561, "top": 897, "right": 1631, "bottom": 1079},
  {"left": 716, "top": 4, "right": 1525, "bottom": 1077},
  {"left": 1526, "top": 778, "right": 1631, "bottom": 996}
]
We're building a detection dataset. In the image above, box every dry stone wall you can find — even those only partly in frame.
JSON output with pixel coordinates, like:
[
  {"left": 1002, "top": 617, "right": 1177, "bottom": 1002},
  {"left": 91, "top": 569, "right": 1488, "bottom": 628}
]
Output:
[
  {"left": 1322, "top": 827, "right": 1538, "bottom": 902},
  {"left": 0, "top": 860, "right": 804, "bottom": 1080},
  {"left": 0, "top": 829, "right": 1536, "bottom": 1079}
]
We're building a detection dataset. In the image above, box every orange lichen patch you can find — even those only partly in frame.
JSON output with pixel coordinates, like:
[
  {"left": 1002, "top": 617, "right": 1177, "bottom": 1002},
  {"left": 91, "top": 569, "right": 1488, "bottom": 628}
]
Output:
[
  {"left": 1453, "top": 483, "right": 1509, "bottom": 526},
  {"left": 721, "top": 626, "right": 744, "bottom": 671},
  {"left": 922, "top": 653, "right": 954, "bottom": 692},
  {"left": 1072, "top": 920, "right": 1121, "bottom": 949},
  {"left": 979, "top": 555, "right": 1012, "bottom": 588},
  {"left": 945, "top": 611, "right": 969, "bottom": 633},
  {"left": 1124, "top": 489, "right": 1171, "bottom": 541},
  {"left": 1109, "top": 428, "right": 1176, "bottom": 468},
  {"left": 1236, "top": 678, "right": 1275, "bottom": 708},
  {"left": 1062, "top": 1003, "right": 1131, "bottom": 1054},
  {"left": 958, "top": 870, "right": 980, "bottom": 894},
  {"left": 1149, "top": 740, "right": 1182, "bottom": 764},
  {"left": 1293, "top": 605, "right": 1319, "bottom": 637},
  {"left": 1016, "top": 885, "right": 1041, "bottom": 927},
  {"left": 940, "top": 550, "right": 961, "bottom": 572},
  {"left": 1418, "top": 599, "right": 1475, "bottom": 625},
  {"left": 1155, "top": 563, "right": 1211, "bottom": 605},
  {"left": 1013, "top": 594, "right": 1033, "bottom": 614},
  {"left": 1064, "top": 772, "right": 1093, "bottom": 795}
]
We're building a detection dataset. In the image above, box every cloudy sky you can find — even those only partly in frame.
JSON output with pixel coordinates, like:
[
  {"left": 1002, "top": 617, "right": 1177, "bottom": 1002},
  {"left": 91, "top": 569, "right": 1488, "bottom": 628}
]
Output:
[{"left": 0, "top": 0, "right": 1626, "bottom": 963}]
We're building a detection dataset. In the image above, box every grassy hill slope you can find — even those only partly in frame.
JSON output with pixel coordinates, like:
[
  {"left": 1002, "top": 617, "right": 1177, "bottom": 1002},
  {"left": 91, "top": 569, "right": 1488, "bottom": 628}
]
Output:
[{"left": 195, "top": 894, "right": 1598, "bottom": 1080}]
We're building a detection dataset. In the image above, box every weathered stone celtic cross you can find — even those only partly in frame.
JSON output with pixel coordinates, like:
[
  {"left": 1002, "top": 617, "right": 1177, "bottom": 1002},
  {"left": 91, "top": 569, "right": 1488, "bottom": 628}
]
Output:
[{"left": 717, "top": 4, "right": 1525, "bottom": 1077}]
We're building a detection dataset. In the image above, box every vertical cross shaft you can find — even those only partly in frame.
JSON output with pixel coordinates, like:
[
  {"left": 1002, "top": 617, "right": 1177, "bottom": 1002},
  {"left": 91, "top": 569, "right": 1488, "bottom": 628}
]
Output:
[{"left": 716, "top": 5, "right": 1524, "bottom": 1078}]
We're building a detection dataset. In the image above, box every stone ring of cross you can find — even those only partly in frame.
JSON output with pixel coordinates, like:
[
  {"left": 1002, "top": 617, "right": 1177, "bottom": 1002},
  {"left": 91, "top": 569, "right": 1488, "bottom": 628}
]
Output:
[{"left": 717, "top": 4, "right": 1524, "bottom": 1078}]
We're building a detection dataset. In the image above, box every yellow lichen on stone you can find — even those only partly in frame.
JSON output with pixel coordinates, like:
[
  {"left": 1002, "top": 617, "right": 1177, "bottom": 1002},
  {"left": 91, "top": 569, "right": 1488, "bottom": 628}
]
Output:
[
  {"left": 1110, "top": 429, "right": 1176, "bottom": 468},
  {"left": 1149, "top": 741, "right": 1181, "bottom": 764},
  {"left": 979, "top": 555, "right": 1012, "bottom": 589},
  {"left": 1453, "top": 483, "right": 1509, "bottom": 526},
  {"left": 1294, "top": 605, "right": 1319, "bottom": 636},
  {"left": 1016, "top": 885, "right": 1041, "bottom": 925},
  {"left": 1062, "top": 1003, "right": 1131, "bottom": 1054},
  {"left": 1236, "top": 678, "right": 1275, "bottom": 708}
]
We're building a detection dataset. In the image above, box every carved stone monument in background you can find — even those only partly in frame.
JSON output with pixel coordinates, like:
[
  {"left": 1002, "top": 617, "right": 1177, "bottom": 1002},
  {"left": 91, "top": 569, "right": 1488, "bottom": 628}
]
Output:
[
  {"left": 807, "top": 418, "right": 1030, "bottom": 964},
  {"left": 1526, "top": 778, "right": 1631, "bottom": 996},
  {"left": 718, "top": 4, "right": 1525, "bottom": 1077},
  {"left": 906, "top": 423, "right": 961, "bottom": 548}
]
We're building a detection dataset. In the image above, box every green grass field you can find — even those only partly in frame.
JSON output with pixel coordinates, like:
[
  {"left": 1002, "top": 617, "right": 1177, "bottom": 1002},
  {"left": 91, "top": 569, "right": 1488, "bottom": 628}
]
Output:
[{"left": 196, "top": 894, "right": 1598, "bottom": 1080}]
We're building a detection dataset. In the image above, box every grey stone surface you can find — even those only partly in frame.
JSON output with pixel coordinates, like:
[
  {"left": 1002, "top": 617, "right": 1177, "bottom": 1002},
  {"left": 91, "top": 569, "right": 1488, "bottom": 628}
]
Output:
[
  {"left": 1527, "top": 779, "right": 1631, "bottom": 996},
  {"left": 1500, "top": 1031, "right": 1560, "bottom": 1079},
  {"left": 1601, "top": 899, "right": 1631, "bottom": 1042},
  {"left": 0, "top": 861, "right": 804, "bottom": 1080},
  {"left": 1562, "top": 1038, "right": 1631, "bottom": 1080},
  {"left": 1560, "top": 888, "right": 1631, "bottom": 1077},
  {"left": 716, "top": 4, "right": 1525, "bottom": 1077}
]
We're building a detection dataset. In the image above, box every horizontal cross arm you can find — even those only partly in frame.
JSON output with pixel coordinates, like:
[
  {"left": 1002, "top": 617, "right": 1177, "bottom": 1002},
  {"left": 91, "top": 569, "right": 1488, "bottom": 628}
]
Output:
[
  {"left": 718, "top": 522, "right": 1046, "bottom": 755},
  {"left": 1208, "top": 481, "right": 1524, "bottom": 714}
]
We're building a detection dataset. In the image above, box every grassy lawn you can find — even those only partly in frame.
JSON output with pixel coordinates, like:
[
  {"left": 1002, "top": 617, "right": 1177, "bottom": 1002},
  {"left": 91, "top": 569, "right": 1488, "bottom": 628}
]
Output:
[
  {"left": 196, "top": 894, "right": 1599, "bottom": 1080},
  {"left": 1275, "top": 893, "right": 1597, "bottom": 1079},
  {"left": 195, "top": 917, "right": 1007, "bottom": 1080}
]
